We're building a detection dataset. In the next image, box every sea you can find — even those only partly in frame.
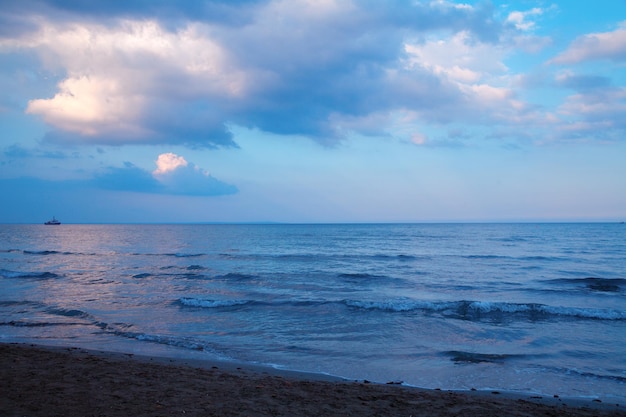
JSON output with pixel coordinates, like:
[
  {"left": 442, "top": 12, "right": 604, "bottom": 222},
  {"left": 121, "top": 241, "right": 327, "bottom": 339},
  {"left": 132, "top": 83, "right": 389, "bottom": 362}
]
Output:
[{"left": 1, "top": 223, "right": 624, "bottom": 401}]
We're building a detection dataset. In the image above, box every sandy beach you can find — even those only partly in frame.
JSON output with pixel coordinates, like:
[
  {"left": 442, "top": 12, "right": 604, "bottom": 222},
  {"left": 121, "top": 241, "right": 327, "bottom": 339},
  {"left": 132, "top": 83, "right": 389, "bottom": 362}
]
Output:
[{"left": 1, "top": 343, "right": 624, "bottom": 417}]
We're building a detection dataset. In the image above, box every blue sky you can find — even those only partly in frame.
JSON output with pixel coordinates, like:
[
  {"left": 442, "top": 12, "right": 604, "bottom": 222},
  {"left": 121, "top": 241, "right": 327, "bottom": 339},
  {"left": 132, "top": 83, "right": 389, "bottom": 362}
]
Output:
[{"left": 1, "top": 0, "right": 625, "bottom": 223}]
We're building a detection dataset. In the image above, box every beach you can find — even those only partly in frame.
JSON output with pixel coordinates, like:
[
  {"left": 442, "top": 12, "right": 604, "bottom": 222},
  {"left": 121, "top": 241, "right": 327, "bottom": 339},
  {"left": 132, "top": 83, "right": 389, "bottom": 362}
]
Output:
[{"left": 1, "top": 343, "right": 624, "bottom": 417}]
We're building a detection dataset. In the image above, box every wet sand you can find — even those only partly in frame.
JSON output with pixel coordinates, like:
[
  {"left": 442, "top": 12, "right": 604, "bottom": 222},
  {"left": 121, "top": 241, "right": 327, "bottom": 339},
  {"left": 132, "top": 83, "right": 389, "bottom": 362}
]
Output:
[{"left": 1, "top": 343, "right": 624, "bottom": 416}]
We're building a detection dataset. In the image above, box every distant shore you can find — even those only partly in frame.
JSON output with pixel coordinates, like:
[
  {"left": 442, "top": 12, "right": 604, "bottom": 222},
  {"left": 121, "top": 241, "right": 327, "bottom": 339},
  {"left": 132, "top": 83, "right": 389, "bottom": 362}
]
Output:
[{"left": 1, "top": 343, "right": 624, "bottom": 417}]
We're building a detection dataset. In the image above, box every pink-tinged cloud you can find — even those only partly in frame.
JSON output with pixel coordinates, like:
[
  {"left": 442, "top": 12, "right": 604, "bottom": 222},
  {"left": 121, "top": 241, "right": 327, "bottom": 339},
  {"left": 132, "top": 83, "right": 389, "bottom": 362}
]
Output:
[
  {"left": 153, "top": 153, "right": 188, "bottom": 176},
  {"left": 551, "top": 22, "right": 626, "bottom": 64},
  {"left": 150, "top": 153, "right": 237, "bottom": 196}
]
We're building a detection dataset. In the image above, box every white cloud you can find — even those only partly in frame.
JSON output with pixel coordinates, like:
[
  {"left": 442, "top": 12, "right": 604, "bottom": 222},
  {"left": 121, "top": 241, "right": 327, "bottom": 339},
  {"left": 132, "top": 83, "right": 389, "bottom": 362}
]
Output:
[
  {"left": 559, "top": 88, "right": 626, "bottom": 120},
  {"left": 26, "top": 75, "right": 146, "bottom": 138},
  {"left": 506, "top": 8, "right": 543, "bottom": 31},
  {"left": 404, "top": 31, "right": 509, "bottom": 81},
  {"left": 550, "top": 87, "right": 626, "bottom": 142},
  {"left": 153, "top": 153, "right": 189, "bottom": 176},
  {"left": 551, "top": 21, "right": 626, "bottom": 64},
  {"left": 16, "top": 19, "right": 246, "bottom": 145},
  {"left": 402, "top": 31, "right": 538, "bottom": 128},
  {"left": 148, "top": 152, "right": 237, "bottom": 196}
]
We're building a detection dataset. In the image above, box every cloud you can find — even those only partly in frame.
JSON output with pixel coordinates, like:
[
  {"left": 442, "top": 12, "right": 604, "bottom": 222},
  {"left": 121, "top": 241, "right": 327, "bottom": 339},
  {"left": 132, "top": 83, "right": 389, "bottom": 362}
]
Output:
[
  {"left": 551, "top": 21, "right": 626, "bottom": 64},
  {"left": 13, "top": 0, "right": 262, "bottom": 26},
  {"left": 12, "top": 19, "right": 244, "bottom": 147},
  {"left": 94, "top": 162, "right": 162, "bottom": 192},
  {"left": 0, "top": 0, "right": 526, "bottom": 147},
  {"left": 95, "top": 153, "right": 237, "bottom": 196},
  {"left": 401, "top": 30, "right": 541, "bottom": 128},
  {"left": 506, "top": 7, "right": 543, "bottom": 31},
  {"left": 153, "top": 152, "right": 188, "bottom": 175},
  {"left": 556, "top": 87, "right": 626, "bottom": 140},
  {"left": 2, "top": 143, "right": 68, "bottom": 160}
]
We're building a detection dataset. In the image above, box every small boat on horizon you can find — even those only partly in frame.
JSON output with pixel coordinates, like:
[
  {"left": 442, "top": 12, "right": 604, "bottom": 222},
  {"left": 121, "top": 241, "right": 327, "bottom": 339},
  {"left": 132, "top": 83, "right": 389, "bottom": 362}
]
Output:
[{"left": 44, "top": 216, "right": 61, "bottom": 225}]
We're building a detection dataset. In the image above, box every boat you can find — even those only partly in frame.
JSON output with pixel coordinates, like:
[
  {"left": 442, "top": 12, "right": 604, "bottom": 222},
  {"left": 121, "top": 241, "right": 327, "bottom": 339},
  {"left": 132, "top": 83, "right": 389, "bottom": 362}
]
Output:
[{"left": 44, "top": 216, "right": 61, "bottom": 225}]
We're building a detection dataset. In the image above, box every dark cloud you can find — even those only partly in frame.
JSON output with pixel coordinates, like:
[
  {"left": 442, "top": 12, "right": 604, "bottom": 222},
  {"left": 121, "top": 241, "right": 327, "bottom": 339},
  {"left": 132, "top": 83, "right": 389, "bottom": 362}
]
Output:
[
  {"left": 2, "top": 143, "right": 68, "bottom": 160},
  {"left": 3, "top": 144, "right": 33, "bottom": 159},
  {"left": 95, "top": 160, "right": 238, "bottom": 196},
  {"left": 1, "top": 1, "right": 529, "bottom": 147},
  {"left": 41, "top": 122, "right": 238, "bottom": 149},
  {"left": 372, "top": 0, "right": 505, "bottom": 42},
  {"left": 0, "top": 0, "right": 263, "bottom": 26},
  {"left": 144, "top": 102, "right": 238, "bottom": 149},
  {"left": 155, "top": 165, "right": 239, "bottom": 196},
  {"left": 94, "top": 162, "right": 163, "bottom": 193},
  {"left": 0, "top": 154, "right": 238, "bottom": 197},
  {"left": 0, "top": 11, "right": 39, "bottom": 38}
]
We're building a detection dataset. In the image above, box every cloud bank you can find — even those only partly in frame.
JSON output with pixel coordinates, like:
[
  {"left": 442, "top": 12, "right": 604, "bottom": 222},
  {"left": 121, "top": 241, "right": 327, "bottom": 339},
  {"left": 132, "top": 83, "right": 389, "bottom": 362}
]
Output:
[
  {"left": 0, "top": 0, "right": 544, "bottom": 148},
  {"left": 0, "top": 1, "right": 624, "bottom": 148},
  {"left": 96, "top": 153, "right": 237, "bottom": 196}
]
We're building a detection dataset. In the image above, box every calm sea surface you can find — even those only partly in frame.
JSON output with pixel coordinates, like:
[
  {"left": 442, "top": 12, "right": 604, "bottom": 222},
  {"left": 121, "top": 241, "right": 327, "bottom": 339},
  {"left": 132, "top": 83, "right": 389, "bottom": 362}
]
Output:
[{"left": 1, "top": 223, "right": 624, "bottom": 400}]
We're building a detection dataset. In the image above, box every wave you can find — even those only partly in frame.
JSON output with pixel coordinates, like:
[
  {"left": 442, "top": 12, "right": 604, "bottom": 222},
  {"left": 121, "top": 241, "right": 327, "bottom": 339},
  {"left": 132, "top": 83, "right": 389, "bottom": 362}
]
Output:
[
  {"left": 465, "top": 255, "right": 510, "bottom": 260},
  {"left": 464, "top": 254, "right": 563, "bottom": 262},
  {"left": 178, "top": 297, "right": 252, "bottom": 309},
  {"left": 544, "top": 277, "right": 625, "bottom": 292},
  {"left": 20, "top": 250, "right": 98, "bottom": 256},
  {"left": 129, "top": 252, "right": 206, "bottom": 258},
  {"left": 0, "top": 320, "right": 91, "bottom": 328},
  {"left": 23, "top": 250, "right": 69, "bottom": 255},
  {"left": 106, "top": 328, "right": 228, "bottom": 358},
  {"left": 177, "top": 297, "right": 339, "bottom": 311},
  {"left": 215, "top": 272, "right": 259, "bottom": 281},
  {"left": 176, "top": 295, "right": 626, "bottom": 321},
  {"left": 219, "top": 252, "right": 426, "bottom": 263},
  {"left": 127, "top": 332, "right": 208, "bottom": 351},
  {"left": 0, "top": 305, "right": 98, "bottom": 328},
  {"left": 45, "top": 307, "right": 93, "bottom": 319},
  {"left": 444, "top": 351, "right": 529, "bottom": 364},
  {"left": 337, "top": 272, "right": 411, "bottom": 286},
  {"left": 491, "top": 236, "right": 528, "bottom": 243},
  {"left": 0, "top": 269, "right": 60, "bottom": 279},
  {"left": 344, "top": 299, "right": 626, "bottom": 321},
  {"left": 131, "top": 271, "right": 211, "bottom": 280},
  {"left": 338, "top": 273, "right": 390, "bottom": 282},
  {"left": 537, "top": 364, "right": 626, "bottom": 384},
  {"left": 186, "top": 265, "right": 206, "bottom": 271},
  {"left": 521, "top": 255, "right": 563, "bottom": 262},
  {"left": 0, "top": 300, "right": 44, "bottom": 308}
]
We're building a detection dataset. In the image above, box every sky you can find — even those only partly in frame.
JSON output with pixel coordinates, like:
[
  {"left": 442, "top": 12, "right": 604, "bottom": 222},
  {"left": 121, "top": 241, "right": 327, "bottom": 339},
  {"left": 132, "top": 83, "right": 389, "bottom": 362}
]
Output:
[{"left": 0, "top": 0, "right": 625, "bottom": 224}]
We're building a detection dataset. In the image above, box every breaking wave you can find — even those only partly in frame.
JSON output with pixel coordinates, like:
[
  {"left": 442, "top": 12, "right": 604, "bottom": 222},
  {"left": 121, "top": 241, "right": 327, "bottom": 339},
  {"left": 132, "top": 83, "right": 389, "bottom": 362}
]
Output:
[
  {"left": 178, "top": 297, "right": 253, "bottom": 309},
  {"left": 344, "top": 299, "right": 626, "bottom": 321}
]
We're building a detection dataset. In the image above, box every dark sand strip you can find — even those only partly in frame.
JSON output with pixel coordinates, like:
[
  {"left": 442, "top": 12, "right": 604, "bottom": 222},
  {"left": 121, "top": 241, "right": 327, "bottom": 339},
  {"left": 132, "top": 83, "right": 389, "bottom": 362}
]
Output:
[{"left": 1, "top": 343, "right": 624, "bottom": 417}]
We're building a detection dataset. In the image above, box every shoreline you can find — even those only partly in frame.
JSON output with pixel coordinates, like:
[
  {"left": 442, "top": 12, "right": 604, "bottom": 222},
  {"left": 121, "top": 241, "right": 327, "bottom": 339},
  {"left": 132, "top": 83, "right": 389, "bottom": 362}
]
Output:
[{"left": 2, "top": 343, "right": 624, "bottom": 417}]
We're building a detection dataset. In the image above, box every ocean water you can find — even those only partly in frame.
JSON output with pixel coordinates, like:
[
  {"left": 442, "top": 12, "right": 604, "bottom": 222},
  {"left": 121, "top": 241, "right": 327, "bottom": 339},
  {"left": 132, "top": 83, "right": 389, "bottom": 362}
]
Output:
[{"left": 1, "top": 223, "right": 624, "bottom": 400}]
